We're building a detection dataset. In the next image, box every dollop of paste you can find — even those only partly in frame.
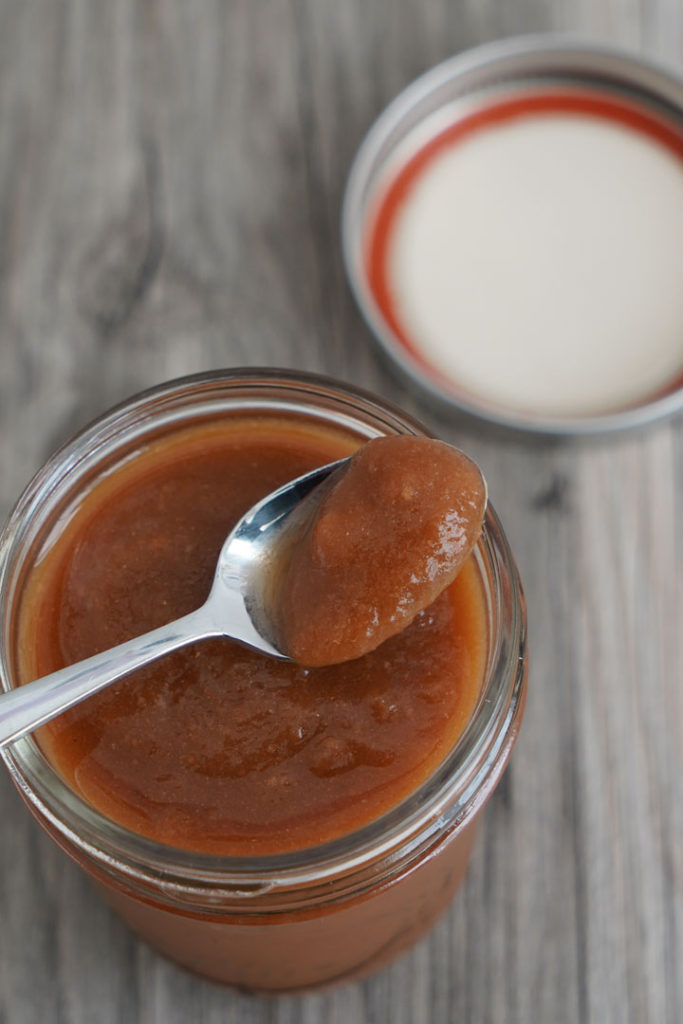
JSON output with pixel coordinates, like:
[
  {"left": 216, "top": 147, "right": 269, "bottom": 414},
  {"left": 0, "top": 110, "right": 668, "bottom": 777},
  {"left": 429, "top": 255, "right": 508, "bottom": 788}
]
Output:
[{"left": 277, "top": 436, "right": 486, "bottom": 666}]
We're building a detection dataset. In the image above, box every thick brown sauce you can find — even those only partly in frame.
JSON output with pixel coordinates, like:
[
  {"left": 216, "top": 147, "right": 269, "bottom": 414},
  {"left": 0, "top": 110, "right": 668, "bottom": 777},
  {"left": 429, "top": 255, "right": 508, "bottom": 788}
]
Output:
[
  {"left": 278, "top": 436, "right": 486, "bottom": 665},
  {"left": 16, "top": 416, "right": 487, "bottom": 855}
]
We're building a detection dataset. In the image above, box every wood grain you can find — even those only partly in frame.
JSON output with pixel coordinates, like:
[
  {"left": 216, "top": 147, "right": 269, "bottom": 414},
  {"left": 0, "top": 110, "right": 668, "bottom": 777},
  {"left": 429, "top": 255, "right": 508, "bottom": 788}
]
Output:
[{"left": 0, "top": 2, "right": 681, "bottom": 1021}]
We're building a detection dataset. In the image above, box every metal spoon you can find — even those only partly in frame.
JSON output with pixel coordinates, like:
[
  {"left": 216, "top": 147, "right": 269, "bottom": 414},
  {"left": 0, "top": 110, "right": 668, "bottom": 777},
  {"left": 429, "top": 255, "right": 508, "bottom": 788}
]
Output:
[{"left": 0, "top": 458, "right": 348, "bottom": 748}]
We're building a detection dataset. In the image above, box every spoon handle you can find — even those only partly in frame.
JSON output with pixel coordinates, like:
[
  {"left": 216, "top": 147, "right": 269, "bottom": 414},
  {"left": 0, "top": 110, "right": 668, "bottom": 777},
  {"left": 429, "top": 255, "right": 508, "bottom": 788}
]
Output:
[{"left": 0, "top": 607, "right": 215, "bottom": 749}]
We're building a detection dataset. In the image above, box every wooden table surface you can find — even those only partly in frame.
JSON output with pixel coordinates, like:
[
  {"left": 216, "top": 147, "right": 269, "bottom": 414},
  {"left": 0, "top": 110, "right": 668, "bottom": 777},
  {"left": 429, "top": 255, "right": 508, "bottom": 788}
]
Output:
[{"left": 1, "top": 2, "right": 681, "bottom": 1022}]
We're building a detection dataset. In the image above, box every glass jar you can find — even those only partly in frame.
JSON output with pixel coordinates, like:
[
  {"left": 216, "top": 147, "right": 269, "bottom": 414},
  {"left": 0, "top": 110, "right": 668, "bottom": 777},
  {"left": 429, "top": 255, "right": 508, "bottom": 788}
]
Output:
[{"left": 0, "top": 369, "right": 527, "bottom": 992}]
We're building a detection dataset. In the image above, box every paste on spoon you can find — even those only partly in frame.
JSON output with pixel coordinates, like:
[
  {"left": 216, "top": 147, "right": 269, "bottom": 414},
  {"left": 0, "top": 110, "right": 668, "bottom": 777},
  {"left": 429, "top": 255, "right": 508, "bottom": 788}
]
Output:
[{"left": 276, "top": 436, "right": 486, "bottom": 666}]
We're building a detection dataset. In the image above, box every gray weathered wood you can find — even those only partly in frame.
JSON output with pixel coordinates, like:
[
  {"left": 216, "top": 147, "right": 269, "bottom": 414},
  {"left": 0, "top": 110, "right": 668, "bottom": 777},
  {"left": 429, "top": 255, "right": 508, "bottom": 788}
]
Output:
[{"left": 1, "top": 2, "right": 681, "bottom": 1022}]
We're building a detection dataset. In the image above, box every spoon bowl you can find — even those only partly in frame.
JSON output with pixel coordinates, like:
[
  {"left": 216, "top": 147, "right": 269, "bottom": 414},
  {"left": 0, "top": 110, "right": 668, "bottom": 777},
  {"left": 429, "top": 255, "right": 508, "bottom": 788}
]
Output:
[{"left": 0, "top": 458, "right": 348, "bottom": 748}]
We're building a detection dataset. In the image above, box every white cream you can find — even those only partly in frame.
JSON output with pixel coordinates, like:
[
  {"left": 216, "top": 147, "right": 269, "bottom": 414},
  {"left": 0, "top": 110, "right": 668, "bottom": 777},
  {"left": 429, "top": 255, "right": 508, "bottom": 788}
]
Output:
[{"left": 386, "top": 112, "right": 683, "bottom": 417}]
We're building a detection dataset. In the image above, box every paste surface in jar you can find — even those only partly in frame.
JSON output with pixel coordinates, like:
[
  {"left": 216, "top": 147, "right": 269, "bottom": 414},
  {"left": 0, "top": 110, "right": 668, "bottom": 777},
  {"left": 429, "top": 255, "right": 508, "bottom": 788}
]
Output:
[{"left": 15, "top": 416, "right": 487, "bottom": 855}]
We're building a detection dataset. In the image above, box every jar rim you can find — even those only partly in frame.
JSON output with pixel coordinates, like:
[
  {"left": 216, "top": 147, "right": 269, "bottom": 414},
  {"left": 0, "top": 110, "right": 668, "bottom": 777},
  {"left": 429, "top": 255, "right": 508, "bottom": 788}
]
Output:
[{"left": 0, "top": 368, "right": 526, "bottom": 897}]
